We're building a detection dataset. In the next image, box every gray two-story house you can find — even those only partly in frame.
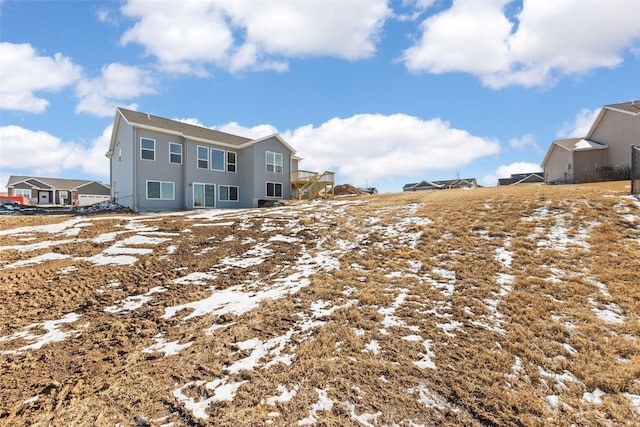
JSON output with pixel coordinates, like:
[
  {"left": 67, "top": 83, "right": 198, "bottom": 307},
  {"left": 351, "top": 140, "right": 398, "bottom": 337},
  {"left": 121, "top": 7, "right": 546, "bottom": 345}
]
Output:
[{"left": 107, "top": 107, "right": 299, "bottom": 211}]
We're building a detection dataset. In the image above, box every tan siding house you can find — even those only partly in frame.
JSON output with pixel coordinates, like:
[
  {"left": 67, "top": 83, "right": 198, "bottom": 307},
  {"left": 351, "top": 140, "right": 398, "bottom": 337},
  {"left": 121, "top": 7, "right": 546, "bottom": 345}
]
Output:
[{"left": 542, "top": 100, "right": 640, "bottom": 184}]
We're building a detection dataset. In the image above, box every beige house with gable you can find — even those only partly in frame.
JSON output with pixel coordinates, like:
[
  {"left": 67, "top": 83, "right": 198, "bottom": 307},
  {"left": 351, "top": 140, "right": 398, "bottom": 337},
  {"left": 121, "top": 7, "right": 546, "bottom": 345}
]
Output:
[{"left": 542, "top": 100, "right": 640, "bottom": 184}]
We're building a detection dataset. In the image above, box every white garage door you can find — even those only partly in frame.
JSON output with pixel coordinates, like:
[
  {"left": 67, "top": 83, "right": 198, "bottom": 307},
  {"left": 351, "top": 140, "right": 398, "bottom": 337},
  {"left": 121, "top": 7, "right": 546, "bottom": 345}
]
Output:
[{"left": 77, "top": 194, "right": 111, "bottom": 206}]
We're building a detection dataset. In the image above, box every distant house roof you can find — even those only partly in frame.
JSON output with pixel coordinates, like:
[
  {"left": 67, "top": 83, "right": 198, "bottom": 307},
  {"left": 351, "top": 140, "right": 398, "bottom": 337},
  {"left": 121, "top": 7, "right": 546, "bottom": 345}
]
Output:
[
  {"left": 403, "top": 178, "right": 477, "bottom": 191},
  {"left": 541, "top": 138, "right": 608, "bottom": 167},
  {"left": 6, "top": 175, "right": 110, "bottom": 191},
  {"left": 497, "top": 172, "right": 544, "bottom": 186},
  {"left": 108, "top": 107, "right": 296, "bottom": 158}
]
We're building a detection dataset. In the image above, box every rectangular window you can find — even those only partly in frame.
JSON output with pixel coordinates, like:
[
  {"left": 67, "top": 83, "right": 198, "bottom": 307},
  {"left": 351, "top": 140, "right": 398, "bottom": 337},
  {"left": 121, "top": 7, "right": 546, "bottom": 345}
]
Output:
[
  {"left": 227, "top": 151, "right": 237, "bottom": 173},
  {"left": 197, "top": 146, "right": 209, "bottom": 169},
  {"left": 169, "top": 143, "right": 182, "bottom": 164},
  {"left": 141, "top": 138, "right": 155, "bottom": 160},
  {"left": 147, "top": 180, "right": 174, "bottom": 200},
  {"left": 193, "top": 183, "right": 215, "bottom": 208},
  {"left": 266, "top": 182, "right": 283, "bottom": 198},
  {"left": 15, "top": 189, "right": 32, "bottom": 198},
  {"left": 266, "top": 151, "right": 283, "bottom": 173},
  {"left": 219, "top": 185, "right": 239, "bottom": 202},
  {"left": 211, "top": 148, "right": 225, "bottom": 171}
]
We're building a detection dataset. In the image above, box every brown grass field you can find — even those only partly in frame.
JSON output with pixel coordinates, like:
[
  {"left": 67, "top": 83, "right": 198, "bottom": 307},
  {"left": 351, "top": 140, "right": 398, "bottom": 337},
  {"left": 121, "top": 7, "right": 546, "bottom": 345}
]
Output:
[{"left": 0, "top": 182, "right": 639, "bottom": 426}]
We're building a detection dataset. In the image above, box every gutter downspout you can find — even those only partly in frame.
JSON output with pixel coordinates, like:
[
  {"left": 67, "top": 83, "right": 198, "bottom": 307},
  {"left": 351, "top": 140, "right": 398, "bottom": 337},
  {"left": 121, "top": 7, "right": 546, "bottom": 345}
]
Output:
[
  {"left": 184, "top": 138, "right": 189, "bottom": 209},
  {"left": 133, "top": 126, "right": 138, "bottom": 212}
]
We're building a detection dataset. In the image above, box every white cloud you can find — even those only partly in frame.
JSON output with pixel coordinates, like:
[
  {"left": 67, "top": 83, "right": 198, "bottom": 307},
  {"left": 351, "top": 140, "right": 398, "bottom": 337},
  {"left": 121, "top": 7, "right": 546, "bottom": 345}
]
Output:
[
  {"left": 214, "top": 122, "right": 278, "bottom": 139},
  {"left": 75, "top": 63, "right": 156, "bottom": 117},
  {"left": 0, "top": 42, "right": 82, "bottom": 113},
  {"left": 119, "top": 0, "right": 391, "bottom": 73},
  {"left": 403, "top": 0, "right": 640, "bottom": 88},
  {"left": 64, "top": 125, "right": 113, "bottom": 178},
  {"left": 0, "top": 125, "right": 111, "bottom": 188},
  {"left": 96, "top": 7, "right": 119, "bottom": 24},
  {"left": 0, "top": 126, "right": 72, "bottom": 173},
  {"left": 556, "top": 107, "right": 601, "bottom": 139},
  {"left": 396, "top": 0, "right": 438, "bottom": 22},
  {"left": 482, "top": 161, "right": 542, "bottom": 186},
  {"left": 509, "top": 134, "right": 540, "bottom": 151},
  {"left": 120, "top": 1, "right": 234, "bottom": 74},
  {"left": 281, "top": 113, "right": 500, "bottom": 184},
  {"left": 404, "top": 0, "right": 512, "bottom": 75},
  {"left": 172, "top": 119, "right": 278, "bottom": 140}
]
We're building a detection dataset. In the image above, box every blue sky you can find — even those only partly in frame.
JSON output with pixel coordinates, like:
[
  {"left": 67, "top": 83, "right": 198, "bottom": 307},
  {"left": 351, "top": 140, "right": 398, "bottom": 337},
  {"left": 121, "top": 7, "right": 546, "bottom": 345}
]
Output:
[{"left": 1, "top": 0, "right": 639, "bottom": 193}]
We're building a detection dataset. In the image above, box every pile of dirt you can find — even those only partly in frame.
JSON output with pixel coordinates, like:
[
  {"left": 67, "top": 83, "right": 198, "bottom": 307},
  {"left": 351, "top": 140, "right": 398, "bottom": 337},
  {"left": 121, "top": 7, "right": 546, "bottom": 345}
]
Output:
[{"left": 333, "top": 184, "right": 363, "bottom": 196}]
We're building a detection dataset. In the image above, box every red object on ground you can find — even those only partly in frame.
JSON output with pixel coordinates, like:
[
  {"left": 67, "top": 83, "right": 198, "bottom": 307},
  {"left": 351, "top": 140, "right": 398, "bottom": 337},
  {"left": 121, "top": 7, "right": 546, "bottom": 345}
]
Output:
[{"left": 0, "top": 196, "right": 29, "bottom": 205}]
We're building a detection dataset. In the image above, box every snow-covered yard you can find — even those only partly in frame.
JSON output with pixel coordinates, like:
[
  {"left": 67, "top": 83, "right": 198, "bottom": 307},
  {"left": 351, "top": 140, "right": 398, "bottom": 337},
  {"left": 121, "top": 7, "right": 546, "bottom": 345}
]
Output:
[{"left": 0, "top": 182, "right": 638, "bottom": 425}]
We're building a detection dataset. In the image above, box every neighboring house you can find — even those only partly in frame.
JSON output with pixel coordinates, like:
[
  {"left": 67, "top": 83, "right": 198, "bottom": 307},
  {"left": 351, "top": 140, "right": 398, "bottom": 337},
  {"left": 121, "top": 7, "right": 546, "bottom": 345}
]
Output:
[
  {"left": 403, "top": 178, "right": 478, "bottom": 191},
  {"left": 6, "top": 176, "right": 111, "bottom": 206},
  {"left": 107, "top": 107, "right": 306, "bottom": 211},
  {"left": 542, "top": 100, "right": 640, "bottom": 184},
  {"left": 497, "top": 172, "right": 544, "bottom": 186}
]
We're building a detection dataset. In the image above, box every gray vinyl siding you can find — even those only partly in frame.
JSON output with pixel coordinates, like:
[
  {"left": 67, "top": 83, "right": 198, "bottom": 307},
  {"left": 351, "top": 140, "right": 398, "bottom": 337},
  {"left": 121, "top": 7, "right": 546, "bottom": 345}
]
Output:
[
  {"left": 250, "top": 137, "right": 292, "bottom": 204},
  {"left": 184, "top": 141, "right": 245, "bottom": 209},
  {"left": 590, "top": 109, "right": 639, "bottom": 167},
  {"left": 134, "top": 129, "right": 185, "bottom": 211},
  {"left": 110, "top": 109, "right": 296, "bottom": 211},
  {"left": 111, "top": 118, "right": 135, "bottom": 210}
]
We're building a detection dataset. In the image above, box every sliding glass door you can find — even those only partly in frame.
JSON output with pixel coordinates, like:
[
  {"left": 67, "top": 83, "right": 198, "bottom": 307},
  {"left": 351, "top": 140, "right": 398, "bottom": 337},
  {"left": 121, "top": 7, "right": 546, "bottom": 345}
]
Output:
[{"left": 193, "top": 183, "right": 215, "bottom": 208}]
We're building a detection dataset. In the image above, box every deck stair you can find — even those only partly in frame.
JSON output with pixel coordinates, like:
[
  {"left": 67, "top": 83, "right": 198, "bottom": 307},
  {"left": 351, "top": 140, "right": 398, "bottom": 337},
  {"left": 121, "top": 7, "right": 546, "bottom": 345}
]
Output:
[{"left": 291, "top": 170, "right": 335, "bottom": 200}]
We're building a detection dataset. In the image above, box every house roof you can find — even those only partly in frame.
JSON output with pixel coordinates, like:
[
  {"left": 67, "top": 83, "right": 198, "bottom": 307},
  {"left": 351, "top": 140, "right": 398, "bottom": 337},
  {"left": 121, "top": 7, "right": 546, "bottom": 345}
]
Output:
[
  {"left": 118, "top": 107, "right": 252, "bottom": 147},
  {"left": 403, "top": 178, "right": 477, "bottom": 191},
  {"left": 497, "top": 172, "right": 544, "bottom": 186},
  {"left": 108, "top": 107, "right": 296, "bottom": 157},
  {"left": 6, "top": 175, "right": 110, "bottom": 191},
  {"left": 603, "top": 100, "right": 640, "bottom": 115},
  {"left": 541, "top": 138, "right": 607, "bottom": 167}
]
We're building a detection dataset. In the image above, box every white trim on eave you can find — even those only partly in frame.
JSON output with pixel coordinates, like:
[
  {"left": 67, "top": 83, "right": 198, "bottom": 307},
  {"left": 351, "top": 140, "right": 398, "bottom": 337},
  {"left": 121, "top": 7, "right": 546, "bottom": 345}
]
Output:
[
  {"left": 249, "top": 134, "right": 297, "bottom": 154},
  {"left": 106, "top": 109, "right": 123, "bottom": 159}
]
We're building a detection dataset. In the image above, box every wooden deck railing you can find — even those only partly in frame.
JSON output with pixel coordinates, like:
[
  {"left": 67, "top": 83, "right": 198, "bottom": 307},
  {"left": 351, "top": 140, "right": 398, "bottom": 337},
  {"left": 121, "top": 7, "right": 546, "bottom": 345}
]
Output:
[{"left": 291, "top": 170, "right": 335, "bottom": 199}]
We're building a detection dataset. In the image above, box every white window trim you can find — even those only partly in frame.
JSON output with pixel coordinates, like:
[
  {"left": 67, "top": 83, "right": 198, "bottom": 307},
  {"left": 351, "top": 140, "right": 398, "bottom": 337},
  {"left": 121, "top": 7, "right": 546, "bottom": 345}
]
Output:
[
  {"left": 140, "top": 137, "right": 156, "bottom": 161},
  {"left": 210, "top": 148, "right": 225, "bottom": 171},
  {"left": 266, "top": 151, "right": 283, "bottom": 174},
  {"left": 266, "top": 181, "right": 283, "bottom": 198},
  {"left": 227, "top": 151, "right": 237, "bottom": 173},
  {"left": 146, "top": 180, "right": 175, "bottom": 200},
  {"left": 169, "top": 142, "right": 182, "bottom": 164},
  {"left": 15, "top": 188, "right": 32, "bottom": 198},
  {"left": 193, "top": 182, "right": 216, "bottom": 208},
  {"left": 219, "top": 185, "right": 239, "bottom": 202},
  {"left": 197, "top": 145, "right": 209, "bottom": 169}
]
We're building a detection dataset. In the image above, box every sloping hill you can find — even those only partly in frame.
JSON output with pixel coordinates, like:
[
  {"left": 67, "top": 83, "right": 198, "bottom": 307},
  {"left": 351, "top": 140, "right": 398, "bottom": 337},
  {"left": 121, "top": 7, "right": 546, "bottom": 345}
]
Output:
[{"left": 0, "top": 182, "right": 638, "bottom": 426}]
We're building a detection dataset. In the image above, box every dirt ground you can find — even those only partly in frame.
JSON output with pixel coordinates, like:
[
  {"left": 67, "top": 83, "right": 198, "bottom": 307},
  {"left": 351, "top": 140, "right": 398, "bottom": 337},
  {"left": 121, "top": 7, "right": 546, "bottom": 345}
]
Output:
[{"left": 0, "top": 182, "right": 639, "bottom": 426}]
